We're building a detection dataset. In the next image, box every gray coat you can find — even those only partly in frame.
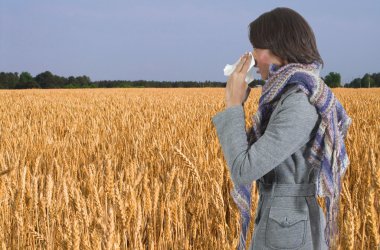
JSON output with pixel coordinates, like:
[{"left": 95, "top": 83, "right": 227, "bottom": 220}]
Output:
[{"left": 212, "top": 85, "right": 329, "bottom": 249}]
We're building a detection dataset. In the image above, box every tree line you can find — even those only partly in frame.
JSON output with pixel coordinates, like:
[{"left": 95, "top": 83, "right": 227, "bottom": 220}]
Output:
[{"left": 0, "top": 71, "right": 379, "bottom": 89}]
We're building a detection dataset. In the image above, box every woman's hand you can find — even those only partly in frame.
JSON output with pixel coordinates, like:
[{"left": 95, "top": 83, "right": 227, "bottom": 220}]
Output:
[{"left": 225, "top": 52, "right": 253, "bottom": 108}]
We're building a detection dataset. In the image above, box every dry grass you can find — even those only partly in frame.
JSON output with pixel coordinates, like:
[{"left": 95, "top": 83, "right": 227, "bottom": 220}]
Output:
[{"left": 0, "top": 87, "right": 379, "bottom": 249}]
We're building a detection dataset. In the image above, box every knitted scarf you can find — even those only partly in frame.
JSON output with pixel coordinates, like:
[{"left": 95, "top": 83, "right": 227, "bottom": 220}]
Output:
[{"left": 231, "top": 60, "right": 352, "bottom": 249}]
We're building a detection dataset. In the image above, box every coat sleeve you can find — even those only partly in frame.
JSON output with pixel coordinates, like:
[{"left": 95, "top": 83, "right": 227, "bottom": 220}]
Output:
[{"left": 211, "top": 91, "right": 320, "bottom": 187}]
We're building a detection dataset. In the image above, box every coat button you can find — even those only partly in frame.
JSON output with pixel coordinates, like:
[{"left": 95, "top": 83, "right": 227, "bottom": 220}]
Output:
[{"left": 282, "top": 217, "right": 290, "bottom": 226}]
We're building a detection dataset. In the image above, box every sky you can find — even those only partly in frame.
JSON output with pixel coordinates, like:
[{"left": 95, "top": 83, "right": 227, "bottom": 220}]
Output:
[{"left": 0, "top": 0, "right": 379, "bottom": 84}]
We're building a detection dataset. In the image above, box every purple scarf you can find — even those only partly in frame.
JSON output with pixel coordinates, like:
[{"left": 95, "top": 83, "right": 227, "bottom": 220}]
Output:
[{"left": 231, "top": 61, "right": 352, "bottom": 249}]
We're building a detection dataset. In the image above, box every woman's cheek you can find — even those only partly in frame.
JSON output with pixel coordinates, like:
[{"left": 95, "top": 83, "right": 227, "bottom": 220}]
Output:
[{"left": 260, "top": 52, "right": 272, "bottom": 64}]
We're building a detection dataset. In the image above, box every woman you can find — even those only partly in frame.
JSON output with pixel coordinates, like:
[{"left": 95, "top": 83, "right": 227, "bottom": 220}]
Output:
[{"left": 212, "top": 7, "right": 352, "bottom": 250}]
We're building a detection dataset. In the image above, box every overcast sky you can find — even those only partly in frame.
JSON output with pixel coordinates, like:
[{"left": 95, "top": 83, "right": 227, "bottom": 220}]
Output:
[{"left": 1, "top": 0, "right": 379, "bottom": 83}]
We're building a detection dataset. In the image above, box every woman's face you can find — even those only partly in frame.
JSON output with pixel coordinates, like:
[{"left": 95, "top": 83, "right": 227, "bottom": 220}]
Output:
[{"left": 252, "top": 48, "right": 288, "bottom": 80}]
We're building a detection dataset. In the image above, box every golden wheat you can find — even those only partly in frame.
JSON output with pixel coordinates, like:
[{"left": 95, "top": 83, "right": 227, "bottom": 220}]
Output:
[{"left": 0, "top": 88, "right": 378, "bottom": 249}]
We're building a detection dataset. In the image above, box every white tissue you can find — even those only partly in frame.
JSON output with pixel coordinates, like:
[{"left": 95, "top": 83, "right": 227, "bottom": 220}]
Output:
[{"left": 223, "top": 52, "right": 256, "bottom": 84}]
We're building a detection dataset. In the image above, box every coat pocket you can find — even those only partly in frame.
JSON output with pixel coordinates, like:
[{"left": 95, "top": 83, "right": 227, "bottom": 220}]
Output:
[{"left": 265, "top": 207, "right": 308, "bottom": 249}]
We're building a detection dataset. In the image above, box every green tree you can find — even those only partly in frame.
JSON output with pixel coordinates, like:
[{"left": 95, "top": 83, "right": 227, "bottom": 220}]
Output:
[
  {"left": 35, "top": 71, "right": 68, "bottom": 88},
  {"left": 35, "top": 71, "right": 55, "bottom": 88},
  {"left": 0, "top": 72, "right": 19, "bottom": 88},
  {"left": 15, "top": 81, "right": 40, "bottom": 89},
  {"left": 324, "top": 72, "right": 341, "bottom": 88},
  {"left": 75, "top": 75, "right": 91, "bottom": 87},
  {"left": 349, "top": 78, "right": 361, "bottom": 88},
  {"left": 19, "top": 71, "right": 35, "bottom": 83},
  {"left": 371, "top": 73, "right": 380, "bottom": 87},
  {"left": 16, "top": 72, "right": 40, "bottom": 88},
  {"left": 361, "top": 73, "right": 373, "bottom": 88}
]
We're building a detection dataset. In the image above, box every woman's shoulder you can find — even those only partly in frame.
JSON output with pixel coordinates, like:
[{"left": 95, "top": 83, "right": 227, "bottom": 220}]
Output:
[
  {"left": 274, "top": 83, "right": 321, "bottom": 122},
  {"left": 278, "top": 84, "right": 305, "bottom": 105}
]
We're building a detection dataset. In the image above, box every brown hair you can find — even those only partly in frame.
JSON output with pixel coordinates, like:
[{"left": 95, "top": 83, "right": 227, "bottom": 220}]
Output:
[{"left": 248, "top": 7, "right": 324, "bottom": 68}]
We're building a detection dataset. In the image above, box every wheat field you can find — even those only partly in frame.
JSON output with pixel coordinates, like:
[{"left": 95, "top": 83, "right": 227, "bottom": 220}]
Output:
[{"left": 0, "top": 88, "right": 379, "bottom": 249}]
